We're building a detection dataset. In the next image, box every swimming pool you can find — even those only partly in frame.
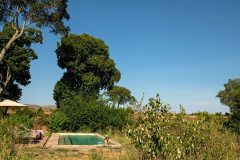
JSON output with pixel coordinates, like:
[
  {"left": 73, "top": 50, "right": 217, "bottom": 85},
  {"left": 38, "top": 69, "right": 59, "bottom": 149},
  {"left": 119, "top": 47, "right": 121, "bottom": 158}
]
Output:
[
  {"left": 58, "top": 134, "right": 104, "bottom": 145},
  {"left": 45, "top": 133, "right": 121, "bottom": 149}
]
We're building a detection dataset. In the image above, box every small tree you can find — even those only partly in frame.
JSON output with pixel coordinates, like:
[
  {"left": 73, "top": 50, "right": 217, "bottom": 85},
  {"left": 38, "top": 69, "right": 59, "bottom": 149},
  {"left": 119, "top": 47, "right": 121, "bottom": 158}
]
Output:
[
  {"left": 217, "top": 78, "right": 240, "bottom": 132},
  {"left": 217, "top": 79, "right": 240, "bottom": 112},
  {"left": 106, "top": 86, "right": 136, "bottom": 107}
]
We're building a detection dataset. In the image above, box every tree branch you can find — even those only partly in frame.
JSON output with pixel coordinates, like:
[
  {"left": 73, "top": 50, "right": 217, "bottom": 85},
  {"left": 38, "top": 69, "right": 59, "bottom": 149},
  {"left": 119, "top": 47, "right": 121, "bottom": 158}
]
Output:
[
  {"left": 16, "top": 20, "right": 26, "bottom": 39},
  {"left": 3, "top": 65, "right": 11, "bottom": 87},
  {"left": 0, "top": 20, "right": 26, "bottom": 62}
]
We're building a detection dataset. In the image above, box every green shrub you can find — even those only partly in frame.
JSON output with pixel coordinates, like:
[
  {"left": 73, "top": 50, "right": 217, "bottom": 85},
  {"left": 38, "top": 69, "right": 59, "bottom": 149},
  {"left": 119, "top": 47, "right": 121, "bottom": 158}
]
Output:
[
  {"left": 0, "top": 119, "right": 33, "bottom": 159},
  {"left": 224, "top": 111, "right": 240, "bottom": 133},
  {"left": 6, "top": 108, "right": 35, "bottom": 129},
  {"left": 47, "top": 110, "right": 69, "bottom": 132},
  {"left": 36, "top": 107, "right": 44, "bottom": 117},
  {"left": 59, "top": 95, "right": 132, "bottom": 132},
  {"left": 128, "top": 94, "right": 240, "bottom": 159},
  {"left": 15, "top": 108, "right": 35, "bottom": 118}
]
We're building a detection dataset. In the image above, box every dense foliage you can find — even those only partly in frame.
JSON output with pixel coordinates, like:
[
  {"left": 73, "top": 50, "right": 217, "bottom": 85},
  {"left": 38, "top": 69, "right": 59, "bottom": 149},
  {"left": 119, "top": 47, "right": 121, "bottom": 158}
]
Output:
[
  {"left": 0, "top": 108, "right": 37, "bottom": 159},
  {"left": 47, "top": 110, "right": 69, "bottom": 132},
  {"left": 58, "top": 95, "right": 132, "bottom": 132},
  {"left": 0, "top": 0, "right": 69, "bottom": 35},
  {"left": 0, "top": 24, "right": 42, "bottom": 100},
  {"left": 128, "top": 94, "right": 240, "bottom": 159},
  {"left": 54, "top": 34, "right": 121, "bottom": 106},
  {"left": 217, "top": 78, "right": 240, "bottom": 133},
  {"left": 0, "top": 0, "right": 69, "bottom": 95},
  {"left": 105, "top": 85, "right": 136, "bottom": 107}
]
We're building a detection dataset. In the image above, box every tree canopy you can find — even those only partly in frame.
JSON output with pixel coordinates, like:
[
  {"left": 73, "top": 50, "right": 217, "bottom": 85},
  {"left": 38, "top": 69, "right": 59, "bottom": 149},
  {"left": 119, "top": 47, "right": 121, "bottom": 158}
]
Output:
[
  {"left": 106, "top": 86, "right": 136, "bottom": 107},
  {"left": 217, "top": 78, "right": 240, "bottom": 112},
  {"left": 0, "top": 24, "right": 42, "bottom": 100},
  {"left": 0, "top": 0, "right": 70, "bottom": 95},
  {"left": 54, "top": 34, "right": 121, "bottom": 106},
  {"left": 0, "top": 0, "right": 69, "bottom": 33},
  {"left": 217, "top": 78, "right": 240, "bottom": 133}
]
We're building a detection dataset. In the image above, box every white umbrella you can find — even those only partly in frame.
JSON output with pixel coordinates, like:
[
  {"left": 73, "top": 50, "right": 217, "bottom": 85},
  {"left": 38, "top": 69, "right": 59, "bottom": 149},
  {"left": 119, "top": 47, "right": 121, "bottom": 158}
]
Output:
[
  {"left": 0, "top": 100, "right": 26, "bottom": 107},
  {"left": 0, "top": 99, "right": 27, "bottom": 115}
]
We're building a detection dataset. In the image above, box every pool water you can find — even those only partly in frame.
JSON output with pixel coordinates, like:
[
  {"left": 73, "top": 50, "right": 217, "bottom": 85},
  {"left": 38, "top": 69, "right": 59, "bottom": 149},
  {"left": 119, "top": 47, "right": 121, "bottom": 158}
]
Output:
[{"left": 58, "top": 135, "right": 104, "bottom": 145}]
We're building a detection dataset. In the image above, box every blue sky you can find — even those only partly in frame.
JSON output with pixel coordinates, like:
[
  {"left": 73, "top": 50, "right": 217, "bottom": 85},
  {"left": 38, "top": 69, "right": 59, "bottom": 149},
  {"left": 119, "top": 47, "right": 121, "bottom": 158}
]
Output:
[{"left": 20, "top": 0, "right": 240, "bottom": 113}]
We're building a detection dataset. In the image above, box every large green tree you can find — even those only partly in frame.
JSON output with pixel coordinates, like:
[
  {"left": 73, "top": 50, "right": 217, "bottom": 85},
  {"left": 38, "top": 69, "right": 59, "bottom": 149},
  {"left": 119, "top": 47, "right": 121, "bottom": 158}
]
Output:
[
  {"left": 0, "top": 24, "right": 42, "bottom": 100},
  {"left": 106, "top": 86, "right": 136, "bottom": 108},
  {"left": 54, "top": 34, "right": 121, "bottom": 107},
  {"left": 0, "top": 0, "right": 70, "bottom": 94}
]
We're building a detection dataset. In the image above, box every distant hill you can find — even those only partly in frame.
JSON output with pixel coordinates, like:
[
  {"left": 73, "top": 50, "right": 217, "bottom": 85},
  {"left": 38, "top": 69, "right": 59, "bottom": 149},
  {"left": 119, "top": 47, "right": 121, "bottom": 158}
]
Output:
[
  {"left": 41, "top": 105, "right": 57, "bottom": 109},
  {"left": 24, "top": 104, "right": 56, "bottom": 114}
]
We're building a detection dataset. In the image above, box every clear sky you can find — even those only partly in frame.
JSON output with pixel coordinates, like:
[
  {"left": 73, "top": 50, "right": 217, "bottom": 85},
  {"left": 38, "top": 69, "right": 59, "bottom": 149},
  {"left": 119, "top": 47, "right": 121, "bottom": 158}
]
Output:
[{"left": 20, "top": 0, "right": 240, "bottom": 113}]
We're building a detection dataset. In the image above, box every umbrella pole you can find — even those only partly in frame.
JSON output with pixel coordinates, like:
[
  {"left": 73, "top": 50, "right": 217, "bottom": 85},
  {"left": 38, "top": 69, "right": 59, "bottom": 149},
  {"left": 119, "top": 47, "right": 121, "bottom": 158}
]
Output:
[{"left": 4, "top": 106, "right": 8, "bottom": 116}]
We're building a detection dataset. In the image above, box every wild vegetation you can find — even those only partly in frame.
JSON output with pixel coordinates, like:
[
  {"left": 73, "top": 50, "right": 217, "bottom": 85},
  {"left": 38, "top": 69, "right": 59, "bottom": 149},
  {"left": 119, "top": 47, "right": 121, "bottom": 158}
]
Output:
[
  {"left": 0, "top": 1, "right": 239, "bottom": 159},
  {"left": 128, "top": 94, "right": 240, "bottom": 159},
  {"left": 0, "top": 100, "right": 240, "bottom": 159}
]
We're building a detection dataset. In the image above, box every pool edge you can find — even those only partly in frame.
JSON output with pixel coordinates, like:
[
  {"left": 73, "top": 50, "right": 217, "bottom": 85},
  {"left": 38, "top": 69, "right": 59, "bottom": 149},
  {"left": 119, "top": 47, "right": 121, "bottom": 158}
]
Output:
[{"left": 45, "top": 133, "right": 121, "bottom": 149}]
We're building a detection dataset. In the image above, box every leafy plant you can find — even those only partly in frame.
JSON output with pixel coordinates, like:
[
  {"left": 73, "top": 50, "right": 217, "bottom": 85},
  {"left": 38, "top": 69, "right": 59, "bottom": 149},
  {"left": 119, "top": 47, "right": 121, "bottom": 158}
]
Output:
[
  {"left": 47, "top": 110, "right": 69, "bottom": 132},
  {"left": 7, "top": 108, "right": 35, "bottom": 129},
  {"left": 59, "top": 95, "right": 132, "bottom": 132},
  {"left": 217, "top": 78, "right": 240, "bottom": 133},
  {"left": 0, "top": 118, "right": 33, "bottom": 159},
  {"left": 128, "top": 94, "right": 239, "bottom": 159}
]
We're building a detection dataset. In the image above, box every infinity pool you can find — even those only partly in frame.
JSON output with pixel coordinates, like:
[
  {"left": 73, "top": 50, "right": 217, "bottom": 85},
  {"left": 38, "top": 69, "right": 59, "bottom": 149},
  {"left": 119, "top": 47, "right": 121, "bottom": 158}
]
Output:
[{"left": 58, "top": 135, "right": 104, "bottom": 145}]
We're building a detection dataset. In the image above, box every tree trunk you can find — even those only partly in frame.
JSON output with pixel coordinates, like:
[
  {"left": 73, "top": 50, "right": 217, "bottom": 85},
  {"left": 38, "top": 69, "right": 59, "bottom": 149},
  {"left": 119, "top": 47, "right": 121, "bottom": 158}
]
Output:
[
  {"left": 0, "top": 22, "right": 25, "bottom": 62},
  {"left": 0, "top": 23, "right": 25, "bottom": 94},
  {"left": 0, "top": 62, "right": 12, "bottom": 94},
  {"left": 0, "top": 31, "right": 19, "bottom": 62}
]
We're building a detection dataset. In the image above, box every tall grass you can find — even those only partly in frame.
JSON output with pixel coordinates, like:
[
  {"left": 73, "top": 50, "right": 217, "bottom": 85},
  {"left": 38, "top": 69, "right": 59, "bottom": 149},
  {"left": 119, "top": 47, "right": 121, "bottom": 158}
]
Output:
[
  {"left": 0, "top": 118, "right": 33, "bottom": 160},
  {"left": 128, "top": 95, "right": 240, "bottom": 159}
]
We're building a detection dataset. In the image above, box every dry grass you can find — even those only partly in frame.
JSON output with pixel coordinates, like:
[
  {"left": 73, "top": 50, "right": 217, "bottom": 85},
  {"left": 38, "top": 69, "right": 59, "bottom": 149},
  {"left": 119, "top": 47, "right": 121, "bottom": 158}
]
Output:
[{"left": 21, "top": 147, "right": 138, "bottom": 160}]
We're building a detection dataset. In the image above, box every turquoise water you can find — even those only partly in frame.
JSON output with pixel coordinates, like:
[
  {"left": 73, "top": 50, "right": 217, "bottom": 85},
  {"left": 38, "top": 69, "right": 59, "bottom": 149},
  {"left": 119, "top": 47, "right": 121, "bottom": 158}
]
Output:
[{"left": 58, "top": 135, "right": 104, "bottom": 145}]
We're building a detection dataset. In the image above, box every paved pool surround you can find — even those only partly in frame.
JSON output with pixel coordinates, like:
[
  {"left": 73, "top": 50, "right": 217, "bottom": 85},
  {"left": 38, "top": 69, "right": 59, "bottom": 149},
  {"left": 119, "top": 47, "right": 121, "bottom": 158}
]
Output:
[{"left": 45, "top": 133, "right": 121, "bottom": 149}]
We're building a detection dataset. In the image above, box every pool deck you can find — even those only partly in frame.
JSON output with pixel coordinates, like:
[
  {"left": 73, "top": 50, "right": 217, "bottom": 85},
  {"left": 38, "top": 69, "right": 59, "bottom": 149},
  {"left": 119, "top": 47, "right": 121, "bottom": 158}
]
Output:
[{"left": 45, "top": 133, "right": 121, "bottom": 150}]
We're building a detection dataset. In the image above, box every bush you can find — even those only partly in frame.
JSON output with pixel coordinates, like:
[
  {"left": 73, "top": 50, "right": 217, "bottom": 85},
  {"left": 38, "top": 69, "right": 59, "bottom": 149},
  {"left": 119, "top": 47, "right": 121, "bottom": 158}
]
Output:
[
  {"left": 0, "top": 119, "right": 33, "bottom": 159},
  {"left": 128, "top": 94, "right": 240, "bottom": 159},
  {"left": 15, "top": 108, "right": 35, "bottom": 117},
  {"left": 59, "top": 95, "right": 132, "bottom": 132},
  {"left": 224, "top": 111, "right": 240, "bottom": 133},
  {"left": 33, "top": 107, "right": 48, "bottom": 129},
  {"left": 47, "top": 110, "right": 69, "bottom": 132},
  {"left": 7, "top": 108, "right": 35, "bottom": 129}
]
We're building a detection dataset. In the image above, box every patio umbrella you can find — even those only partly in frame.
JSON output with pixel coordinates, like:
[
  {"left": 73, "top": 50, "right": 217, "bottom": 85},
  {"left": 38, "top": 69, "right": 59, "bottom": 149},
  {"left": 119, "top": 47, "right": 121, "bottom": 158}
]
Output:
[{"left": 0, "top": 99, "right": 27, "bottom": 115}]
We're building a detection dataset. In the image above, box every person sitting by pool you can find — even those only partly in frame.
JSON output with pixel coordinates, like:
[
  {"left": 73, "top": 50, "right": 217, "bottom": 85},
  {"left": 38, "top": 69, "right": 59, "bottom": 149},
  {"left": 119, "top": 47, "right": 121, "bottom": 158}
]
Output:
[{"left": 104, "top": 135, "right": 110, "bottom": 146}]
